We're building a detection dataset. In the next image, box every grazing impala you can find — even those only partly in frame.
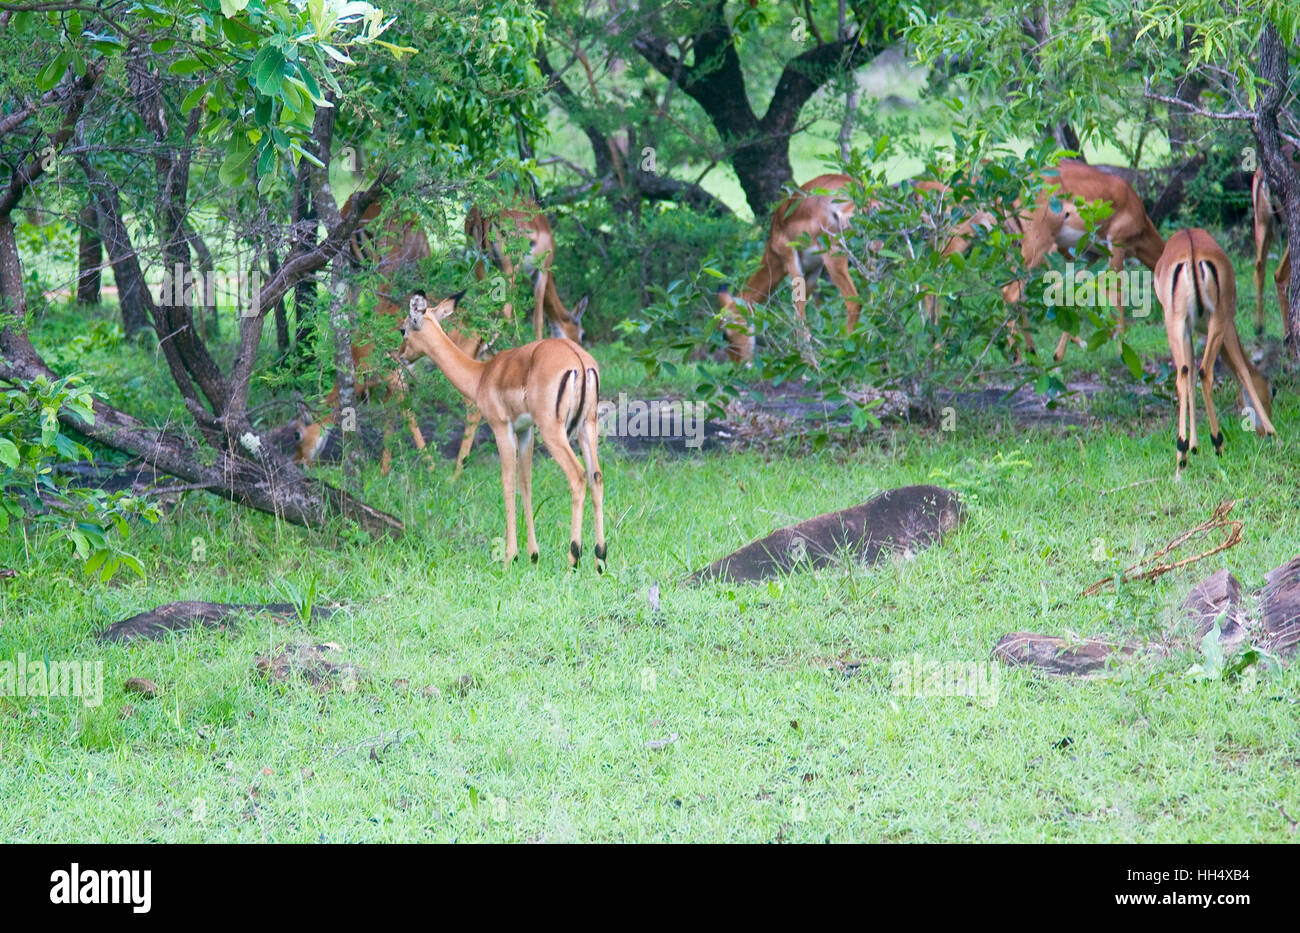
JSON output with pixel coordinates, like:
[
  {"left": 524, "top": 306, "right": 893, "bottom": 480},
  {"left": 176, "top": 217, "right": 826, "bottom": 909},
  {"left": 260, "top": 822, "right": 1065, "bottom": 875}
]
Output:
[
  {"left": 1153, "top": 228, "right": 1275, "bottom": 473},
  {"left": 291, "top": 196, "right": 488, "bottom": 476},
  {"left": 1250, "top": 165, "right": 1291, "bottom": 340},
  {"left": 717, "top": 174, "right": 861, "bottom": 363},
  {"left": 465, "top": 202, "right": 588, "bottom": 344},
  {"left": 289, "top": 195, "right": 430, "bottom": 473},
  {"left": 1002, "top": 160, "right": 1165, "bottom": 361},
  {"left": 400, "top": 292, "right": 606, "bottom": 571}
]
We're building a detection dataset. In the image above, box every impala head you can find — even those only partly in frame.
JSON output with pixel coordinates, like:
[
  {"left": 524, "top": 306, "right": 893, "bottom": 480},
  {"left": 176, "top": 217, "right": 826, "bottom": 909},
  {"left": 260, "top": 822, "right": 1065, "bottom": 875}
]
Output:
[
  {"left": 716, "top": 285, "right": 755, "bottom": 364},
  {"left": 551, "top": 295, "right": 588, "bottom": 344},
  {"left": 400, "top": 289, "right": 466, "bottom": 361},
  {"left": 290, "top": 400, "right": 327, "bottom": 465}
]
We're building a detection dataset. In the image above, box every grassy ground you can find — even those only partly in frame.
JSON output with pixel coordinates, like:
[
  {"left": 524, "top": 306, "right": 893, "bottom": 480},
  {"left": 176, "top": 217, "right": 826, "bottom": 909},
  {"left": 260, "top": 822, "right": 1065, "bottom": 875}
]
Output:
[{"left": 2, "top": 274, "right": 1299, "bottom": 841}]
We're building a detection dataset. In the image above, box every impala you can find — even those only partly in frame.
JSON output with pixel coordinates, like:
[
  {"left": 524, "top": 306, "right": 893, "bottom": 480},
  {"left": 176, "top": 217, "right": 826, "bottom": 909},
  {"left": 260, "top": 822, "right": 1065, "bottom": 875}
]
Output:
[
  {"left": 1002, "top": 160, "right": 1165, "bottom": 361},
  {"left": 1250, "top": 165, "right": 1291, "bottom": 340},
  {"left": 717, "top": 174, "right": 861, "bottom": 363},
  {"left": 465, "top": 202, "right": 588, "bottom": 344},
  {"left": 1153, "top": 228, "right": 1275, "bottom": 472},
  {"left": 290, "top": 196, "right": 487, "bottom": 476},
  {"left": 400, "top": 292, "right": 606, "bottom": 571}
]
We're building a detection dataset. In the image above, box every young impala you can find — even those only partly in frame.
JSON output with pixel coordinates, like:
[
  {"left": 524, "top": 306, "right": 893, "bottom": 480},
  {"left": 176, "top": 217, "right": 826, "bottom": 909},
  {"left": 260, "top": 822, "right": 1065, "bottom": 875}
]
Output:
[{"left": 400, "top": 292, "right": 606, "bottom": 571}]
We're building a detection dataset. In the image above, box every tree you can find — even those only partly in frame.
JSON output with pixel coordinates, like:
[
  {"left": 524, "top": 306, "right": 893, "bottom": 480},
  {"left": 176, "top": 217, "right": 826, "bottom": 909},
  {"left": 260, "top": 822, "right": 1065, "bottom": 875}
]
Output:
[
  {"left": 537, "top": 0, "right": 899, "bottom": 218},
  {"left": 0, "top": 0, "right": 546, "bottom": 534}
]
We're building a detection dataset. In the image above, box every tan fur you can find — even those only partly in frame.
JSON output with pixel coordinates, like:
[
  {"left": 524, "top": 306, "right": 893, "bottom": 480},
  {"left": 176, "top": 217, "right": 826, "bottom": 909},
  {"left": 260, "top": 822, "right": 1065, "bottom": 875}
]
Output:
[
  {"left": 717, "top": 174, "right": 861, "bottom": 363},
  {"left": 1002, "top": 160, "right": 1165, "bottom": 361},
  {"left": 292, "top": 196, "right": 499, "bottom": 476},
  {"left": 465, "top": 203, "right": 588, "bottom": 344},
  {"left": 1154, "top": 228, "right": 1276, "bottom": 473},
  {"left": 1251, "top": 167, "right": 1290, "bottom": 338},
  {"left": 401, "top": 294, "right": 606, "bottom": 571}
]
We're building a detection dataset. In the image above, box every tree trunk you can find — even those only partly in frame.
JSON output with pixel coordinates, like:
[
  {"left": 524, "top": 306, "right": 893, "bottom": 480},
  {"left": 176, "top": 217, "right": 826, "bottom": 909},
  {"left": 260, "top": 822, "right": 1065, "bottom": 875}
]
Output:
[
  {"left": 633, "top": 0, "right": 884, "bottom": 217},
  {"left": 1253, "top": 22, "right": 1300, "bottom": 356},
  {"left": 87, "top": 187, "right": 151, "bottom": 336},
  {"left": 0, "top": 65, "right": 405, "bottom": 536},
  {"left": 76, "top": 201, "right": 101, "bottom": 305},
  {"left": 268, "top": 247, "right": 289, "bottom": 353},
  {"left": 291, "top": 165, "right": 318, "bottom": 346}
]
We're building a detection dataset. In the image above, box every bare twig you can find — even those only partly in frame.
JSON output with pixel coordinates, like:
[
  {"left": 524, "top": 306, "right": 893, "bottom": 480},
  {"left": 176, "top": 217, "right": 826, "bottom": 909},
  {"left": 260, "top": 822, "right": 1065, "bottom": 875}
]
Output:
[{"left": 1081, "top": 501, "right": 1243, "bottom": 597}]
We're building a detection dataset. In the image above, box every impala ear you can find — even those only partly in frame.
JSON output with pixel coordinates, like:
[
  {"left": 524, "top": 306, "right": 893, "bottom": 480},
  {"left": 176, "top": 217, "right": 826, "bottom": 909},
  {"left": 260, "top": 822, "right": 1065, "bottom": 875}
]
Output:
[
  {"left": 295, "top": 399, "right": 313, "bottom": 426},
  {"left": 450, "top": 289, "right": 467, "bottom": 307},
  {"left": 409, "top": 291, "right": 428, "bottom": 315},
  {"left": 573, "top": 295, "right": 589, "bottom": 319}
]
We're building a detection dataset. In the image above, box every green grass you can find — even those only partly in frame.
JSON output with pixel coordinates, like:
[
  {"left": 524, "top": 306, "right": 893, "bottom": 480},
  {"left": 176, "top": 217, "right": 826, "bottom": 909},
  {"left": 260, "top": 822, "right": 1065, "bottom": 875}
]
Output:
[{"left": 3, "top": 282, "right": 1299, "bottom": 842}]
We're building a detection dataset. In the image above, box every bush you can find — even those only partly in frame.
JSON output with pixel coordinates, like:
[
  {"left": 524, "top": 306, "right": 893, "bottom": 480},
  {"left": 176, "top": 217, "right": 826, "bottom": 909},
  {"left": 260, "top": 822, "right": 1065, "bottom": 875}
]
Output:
[{"left": 0, "top": 374, "right": 158, "bottom": 581}]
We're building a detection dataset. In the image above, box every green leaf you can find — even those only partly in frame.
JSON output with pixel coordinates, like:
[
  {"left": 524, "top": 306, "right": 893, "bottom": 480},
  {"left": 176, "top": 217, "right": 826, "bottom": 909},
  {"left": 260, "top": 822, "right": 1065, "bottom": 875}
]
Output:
[
  {"left": 251, "top": 46, "right": 286, "bottom": 96},
  {"left": 119, "top": 553, "right": 146, "bottom": 580},
  {"left": 84, "top": 549, "right": 106, "bottom": 578},
  {"left": 168, "top": 58, "right": 207, "bottom": 76},
  {"left": 219, "top": 136, "right": 256, "bottom": 186},
  {"left": 0, "top": 438, "right": 18, "bottom": 469},
  {"left": 256, "top": 138, "right": 276, "bottom": 177},
  {"left": 219, "top": 0, "right": 250, "bottom": 16},
  {"left": 293, "top": 60, "right": 322, "bottom": 102},
  {"left": 36, "top": 50, "right": 71, "bottom": 91},
  {"left": 181, "top": 82, "right": 210, "bottom": 114},
  {"left": 1119, "top": 340, "right": 1142, "bottom": 379}
]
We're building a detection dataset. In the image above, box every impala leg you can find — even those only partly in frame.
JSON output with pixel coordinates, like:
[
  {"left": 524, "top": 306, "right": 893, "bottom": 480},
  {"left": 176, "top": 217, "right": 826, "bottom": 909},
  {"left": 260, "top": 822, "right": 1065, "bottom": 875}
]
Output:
[
  {"left": 578, "top": 415, "right": 606, "bottom": 573},
  {"left": 922, "top": 293, "right": 940, "bottom": 327},
  {"left": 533, "top": 269, "right": 548, "bottom": 342},
  {"left": 539, "top": 423, "right": 587, "bottom": 569},
  {"left": 1014, "top": 210, "right": 1059, "bottom": 361},
  {"left": 823, "top": 252, "right": 861, "bottom": 333},
  {"left": 1107, "top": 249, "right": 1128, "bottom": 337},
  {"left": 491, "top": 423, "right": 520, "bottom": 566},
  {"left": 1198, "top": 320, "right": 1227, "bottom": 456},
  {"left": 1221, "top": 323, "right": 1277, "bottom": 437},
  {"left": 517, "top": 426, "right": 539, "bottom": 564},
  {"left": 452, "top": 405, "right": 482, "bottom": 480},
  {"left": 1053, "top": 330, "right": 1080, "bottom": 362},
  {"left": 499, "top": 252, "right": 517, "bottom": 322},
  {"left": 1166, "top": 320, "right": 1194, "bottom": 471},
  {"left": 404, "top": 410, "right": 427, "bottom": 453}
]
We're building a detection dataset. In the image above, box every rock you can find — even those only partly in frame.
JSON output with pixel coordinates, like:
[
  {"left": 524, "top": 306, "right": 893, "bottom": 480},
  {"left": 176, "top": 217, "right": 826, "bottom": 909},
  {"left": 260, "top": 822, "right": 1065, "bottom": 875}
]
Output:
[
  {"left": 688, "top": 485, "right": 965, "bottom": 584},
  {"left": 1180, "top": 569, "right": 1249, "bottom": 652},
  {"left": 1260, "top": 557, "right": 1300, "bottom": 657},
  {"left": 997, "top": 556, "right": 1300, "bottom": 678},
  {"left": 123, "top": 677, "right": 159, "bottom": 698},
  {"left": 254, "top": 643, "right": 362, "bottom": 694},
  {"left": 99, "top": 601, "right": 336, "bottom": 644},
  {"left": 992, "top": 633, "right": 1149, "bottom": 676}
]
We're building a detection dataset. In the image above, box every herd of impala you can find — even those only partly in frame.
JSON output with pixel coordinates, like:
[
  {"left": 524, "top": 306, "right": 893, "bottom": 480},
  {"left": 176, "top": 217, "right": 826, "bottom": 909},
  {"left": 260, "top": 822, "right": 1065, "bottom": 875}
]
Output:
[{"left": 288, "top": 157, "right": 1289, "bottom": 569}]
